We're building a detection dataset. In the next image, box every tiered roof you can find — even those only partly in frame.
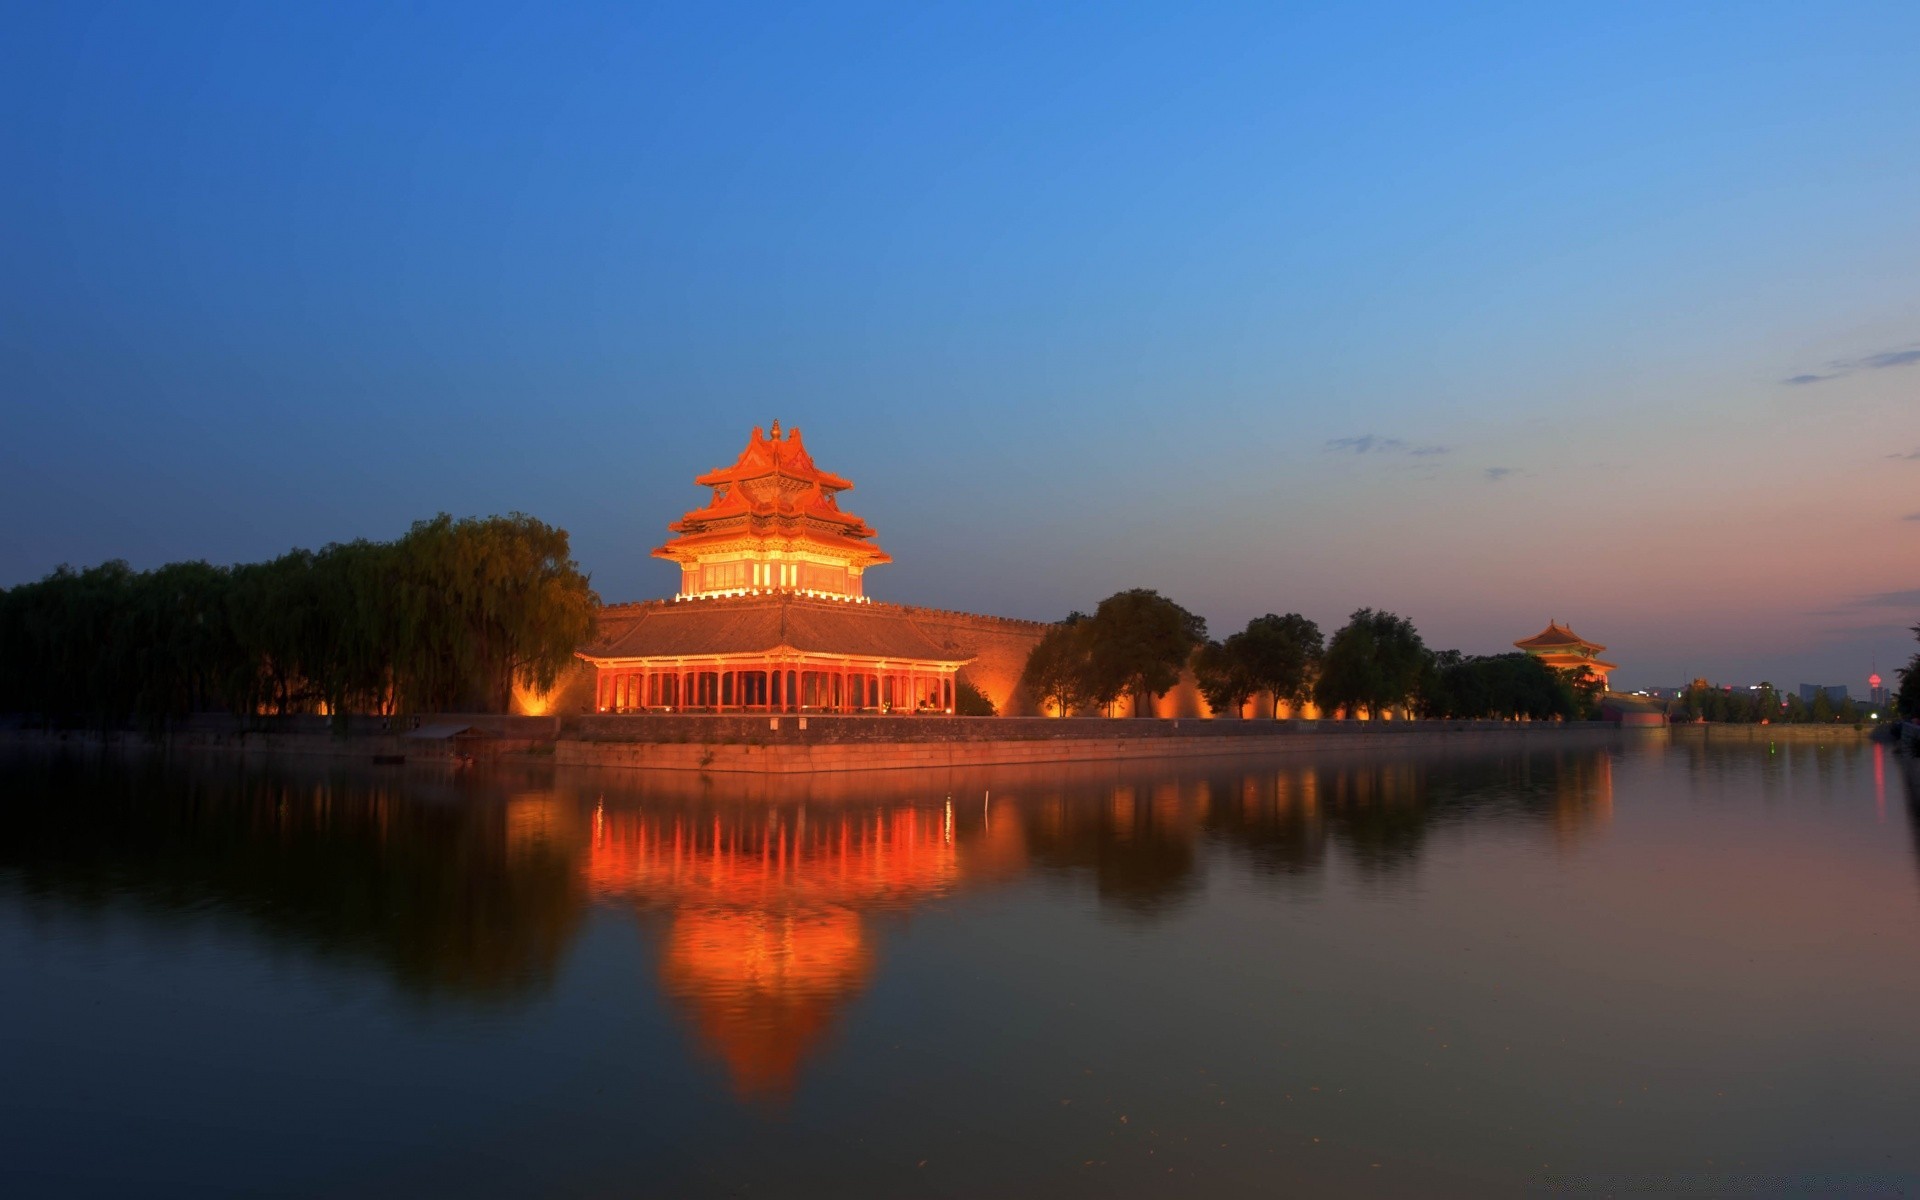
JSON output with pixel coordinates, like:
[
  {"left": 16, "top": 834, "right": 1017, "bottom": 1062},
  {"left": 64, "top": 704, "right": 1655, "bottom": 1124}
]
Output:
[
  {"left": 654, "top": 421, "right": 890, "bottom": 569},
  {"left": 583, "top": 594, "right": 971, "bottom": 665},
  {"left": 1514, "top": 621, "right": 1606, "bottom": 654},
  {"left": 1514, "top": 621, "right": 1617, "bottom": 676}
]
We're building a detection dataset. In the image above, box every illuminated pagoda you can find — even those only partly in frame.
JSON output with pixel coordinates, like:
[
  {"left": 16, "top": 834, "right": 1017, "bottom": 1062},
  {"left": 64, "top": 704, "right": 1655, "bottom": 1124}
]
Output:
[
  {"left": 655, "top": 419, "right": 890, "bottom": 600},
  {"left": 578, "top": 423, "right": 1043, "bottom": 714},
  {"left": 1513, "top": 621, "right": 1617, "bottom": 689}
]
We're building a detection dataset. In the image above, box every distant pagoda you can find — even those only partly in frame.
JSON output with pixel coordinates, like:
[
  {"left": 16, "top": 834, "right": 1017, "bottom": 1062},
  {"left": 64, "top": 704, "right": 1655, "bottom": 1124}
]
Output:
[
  {"left": 1514, "top": 621, "right": 1617, "bottom": 689},
  {"left": 654, "top": 420, "right": 890, "bottom": 600}
]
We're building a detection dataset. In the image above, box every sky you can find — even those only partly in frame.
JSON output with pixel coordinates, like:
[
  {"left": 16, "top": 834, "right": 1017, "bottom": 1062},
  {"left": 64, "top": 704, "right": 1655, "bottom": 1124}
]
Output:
[{"left": 3, "top": 0, "right": 1917, "bottom": 691}]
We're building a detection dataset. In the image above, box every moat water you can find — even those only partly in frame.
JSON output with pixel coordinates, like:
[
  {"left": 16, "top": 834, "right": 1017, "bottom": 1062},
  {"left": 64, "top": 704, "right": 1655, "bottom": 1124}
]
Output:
[{"left": 4, "top": 737, "right": 1919, "bottom": 1197}]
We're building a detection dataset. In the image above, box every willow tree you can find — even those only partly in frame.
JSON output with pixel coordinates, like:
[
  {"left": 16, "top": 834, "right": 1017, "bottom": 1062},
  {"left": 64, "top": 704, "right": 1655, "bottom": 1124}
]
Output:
[{"left": 392, "top": 514, "right": 598, "bottom": 713}]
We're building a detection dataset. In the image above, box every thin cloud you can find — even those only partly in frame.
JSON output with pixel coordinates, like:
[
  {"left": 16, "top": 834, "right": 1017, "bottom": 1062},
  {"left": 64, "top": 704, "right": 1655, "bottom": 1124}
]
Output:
[
  {"left": 1889, "top": 448, "right": 1920, "bottom": 461},
  {"left": 1324, "top": 435, "right": 1452, "bottom": 458},
  {"left": 1326, "top": 434, "right": 1406, "bottom": 454},
  {"left": 1905, "top": 512, "right": 1920, "bottom": 521},
  {"left": 1782, "top": 342, "right": 1920, "bottom": 385},
  {"left": 1810, "top": 587, "right": 1920, "bottom": 617},
  {"left": 1484, "top": 466, "right": 1519, "bottom": 482}
]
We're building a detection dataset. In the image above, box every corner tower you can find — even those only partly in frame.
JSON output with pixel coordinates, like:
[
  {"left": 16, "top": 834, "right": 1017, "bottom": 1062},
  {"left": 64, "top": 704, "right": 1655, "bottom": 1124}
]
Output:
[
  {"left": 654, "top": 422, "right": 891, "bottom": 600},
  {"left": 1514, "top": 621, "right": 1618, "bottom": 689}
]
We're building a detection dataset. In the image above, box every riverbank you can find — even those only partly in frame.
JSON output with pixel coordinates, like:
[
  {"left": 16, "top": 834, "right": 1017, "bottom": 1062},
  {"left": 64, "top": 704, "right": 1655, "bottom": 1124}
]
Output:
[
  {"left": 2, "top": 715, "right": 1876, "bottom": 773},
  {"left": 0, "top": 715, "right": 1617, "bottom": 774},
  {"left": 1665, "top": 722, "right": 1880, "bottom": 744}
]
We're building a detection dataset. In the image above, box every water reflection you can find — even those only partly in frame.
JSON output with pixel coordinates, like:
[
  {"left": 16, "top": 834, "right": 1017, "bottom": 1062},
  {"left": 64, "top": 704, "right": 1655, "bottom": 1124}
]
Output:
[
  {"left": 0, "top": 745, "right": 1616, "bottom": 1098},
  {"left": 582, "top": 801, "right": 969, "bottom": 1098},
  {"left": 0, "top": 756, "right": 585, "bottom": 1000},
  {"left": 1894, "top": 741, "right": 1920, "bottom": 891}
]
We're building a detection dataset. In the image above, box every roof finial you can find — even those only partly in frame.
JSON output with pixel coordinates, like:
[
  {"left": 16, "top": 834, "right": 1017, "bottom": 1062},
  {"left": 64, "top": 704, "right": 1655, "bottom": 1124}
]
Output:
[{"left": 770, "top": 418, "right": 781, "bottom": 439}]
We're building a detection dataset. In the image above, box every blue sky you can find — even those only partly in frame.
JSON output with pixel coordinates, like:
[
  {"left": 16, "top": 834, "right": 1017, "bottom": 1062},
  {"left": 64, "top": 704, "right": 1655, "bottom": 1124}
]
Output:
[{"left": 4, "top": 1, "right": 1917, "bottom": 689}]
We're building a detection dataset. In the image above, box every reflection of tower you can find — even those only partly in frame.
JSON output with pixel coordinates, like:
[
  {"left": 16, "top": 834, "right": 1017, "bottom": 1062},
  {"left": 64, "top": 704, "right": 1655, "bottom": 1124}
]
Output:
[
  {"left": 660, "top": 908, "right": 872, "bottom": 1099},
  {"left": 1550, "top": 753, "right": 1615, "bottom": 850},
  {"left": 587, "top": 805, "right": 960, "bottom": 1099}
]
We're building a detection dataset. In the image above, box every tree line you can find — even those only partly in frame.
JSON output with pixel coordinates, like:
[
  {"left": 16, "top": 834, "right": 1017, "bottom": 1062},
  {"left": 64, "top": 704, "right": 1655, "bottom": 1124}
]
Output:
[
  {"left": 0, "top": 514, "right": 597, "bottom": 730},
  {"left": 1018, "top": 589, "right": 1601, "bottom": 720},
  {"left": 1900, "top": 623, "right": 1920, "bottom": 720},
  {"left": 1676, "top": 674, "right": 1901, "bottom": 725}
]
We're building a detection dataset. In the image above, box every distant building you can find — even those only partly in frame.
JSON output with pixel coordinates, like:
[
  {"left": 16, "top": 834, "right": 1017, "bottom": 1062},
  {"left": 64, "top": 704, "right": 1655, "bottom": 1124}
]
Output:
[
  {"left": 1797, "top": 683, "right": 1850, "bottom": 705},
  {"left": 1869, "top": 673, "right": 1886, "bottom": 706},
  {"left": 1514, "top": 621, "right": 1617, "bottom": 689}
]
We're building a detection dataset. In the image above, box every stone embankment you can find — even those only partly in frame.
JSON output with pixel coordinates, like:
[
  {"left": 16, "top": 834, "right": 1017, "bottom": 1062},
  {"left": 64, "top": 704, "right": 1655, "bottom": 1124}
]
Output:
[
  {"left": 1665, "top": 722, "right": 1878, "bottom": 745},
  {"left": 1, "top": 713, "right": 1877, "bottom": 774},
  {"left": 555, "top": 714, "right": 1625, "bottom": 772}
]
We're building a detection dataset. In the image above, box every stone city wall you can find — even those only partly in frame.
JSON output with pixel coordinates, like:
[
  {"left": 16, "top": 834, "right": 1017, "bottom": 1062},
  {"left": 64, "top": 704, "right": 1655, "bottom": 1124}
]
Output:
[{"left": 893, "top": 603, "right": 1050, "bottom": 716}]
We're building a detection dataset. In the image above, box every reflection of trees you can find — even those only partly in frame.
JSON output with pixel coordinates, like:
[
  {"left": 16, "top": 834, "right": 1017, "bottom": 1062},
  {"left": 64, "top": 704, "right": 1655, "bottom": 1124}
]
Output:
[
  {"left": 0, "top": 755, "right": 586, "bottom": 1001},
  {"left": 0, "top": 745, "right": 1624, "bottom": 1103},
  {"left": 1018, "top": 783, "right": 1202, "bottom": 917},
  {"left": 994, "top": 749, "right": 1618, "bottom": 903},
  {"left": 1893, "top": 743, "right": 1920, "bottom": 893},
  {"left": 1206, "top": 774, "right": 1328, "bottom": 882}
]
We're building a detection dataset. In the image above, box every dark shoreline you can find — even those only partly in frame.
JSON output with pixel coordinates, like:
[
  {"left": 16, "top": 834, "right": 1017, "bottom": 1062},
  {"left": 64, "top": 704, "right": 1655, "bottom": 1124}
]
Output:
[{"left": 0, "top": 716, "right": 1875, "bottom": 775}]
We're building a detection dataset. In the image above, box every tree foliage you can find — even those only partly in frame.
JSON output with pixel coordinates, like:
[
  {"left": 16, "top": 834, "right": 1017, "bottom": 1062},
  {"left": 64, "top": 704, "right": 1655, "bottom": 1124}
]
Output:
[
  {"left": 1192, "top": 639, "right": 1256, "bottom": 717},
  {"left": 0, "top": 514, "right": 597, "bottom": 729},
  {"left": 1193, "top": 613, "right": 1323, "bottom": 718},
  {"left": 1899, "top": 623, "right": 1920, "bottom": 719},
  {"left": 954, "top": 677, "right": 997, "bottom": 717},
  {"left": 1419, "top": 652, "right": 1575, "bottom": 720},
  {"left": 1079, "top": 589, "right": 1208, "bottom": 716},
  {"left": 1020, "top": 614, "right": 1095, "bottom": 716},
  {"left": 1677, "top": 679, "right": 1869, "bottom": 724},
  {"left": 1313, "top": 608, "right": 1426, "bottom": 719},
  {"left": 1020, "top": 591, "right": 1207, "bottom": 716}
]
